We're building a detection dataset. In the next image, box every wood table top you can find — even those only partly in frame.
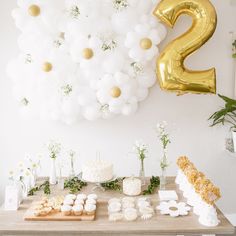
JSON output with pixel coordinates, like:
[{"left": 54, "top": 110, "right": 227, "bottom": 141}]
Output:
[{"left": 0, "top": 177, "right": 234, "bottom": 236}]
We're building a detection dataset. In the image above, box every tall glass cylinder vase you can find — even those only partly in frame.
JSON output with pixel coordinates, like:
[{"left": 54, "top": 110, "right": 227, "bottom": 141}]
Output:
[
  {"left": 49, "top": 158, "right": 57, "bottom": 185},
  {"left": 139, "top": 159, "right": 146, "bottom": 186},
  {"left": 160, "top": 153, "right": 168, "bottom": 190},
  {"left": 69, "top": 157, "right": 75, "bottom": 178},
  {"left": 57, "top": 166, "right": 64, "bottom": 190},
  {"left": 160, "top": 168, "right": 167, "bottom": 190}
]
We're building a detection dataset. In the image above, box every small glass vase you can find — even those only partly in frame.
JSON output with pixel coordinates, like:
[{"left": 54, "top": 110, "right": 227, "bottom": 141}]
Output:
[
  {"left": 57, "top": 167, "right": 64, "bottom": 190},
  {"left": 139, "top": 160, "right": 146, "bottom": 186},
  {"left": 69, "top": 158, "right": 75, "bottom": 178},
  {"left": 160, "top": 168, "right": 167, "bottom": 190},
  {"left": 49, "top": 158, "right": 57, "bottom": 185}
]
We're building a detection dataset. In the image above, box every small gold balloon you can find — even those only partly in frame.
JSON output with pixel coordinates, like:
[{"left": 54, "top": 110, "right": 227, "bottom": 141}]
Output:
[
  {"left": 110, "top": 86, "right": 121, "bottom": 98},
  {"left": 140, "top": 38, "right": 152, "bottom": 50},
  {"left": 28, "top": 5, "right": 41, "bottom": 17},
  {"left": 42, "top": 62, "right": 53, "bottom": 72},
  {"left": 82, "top": 48, "right": 94, "bottom": 59}
]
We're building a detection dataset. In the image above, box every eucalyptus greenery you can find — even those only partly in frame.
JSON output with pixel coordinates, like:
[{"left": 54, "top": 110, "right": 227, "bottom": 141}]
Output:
[
  {"left": 142, "top": 176, "right": 160, "bottom": 195},
  {"left": 232, "top": 39, "right": 236, "bottom": 58},
  {"left": 28, "top": 180, "right": 51, "bottom": 196},
  {"left": 101, "top": 178, "right": 124, "bottom": 191},
  {"left": 209, "top": 94, "right": 236, "bottom": 129},
  {"left": 64, "top": 177, "right": 87, "bottom": 194}
]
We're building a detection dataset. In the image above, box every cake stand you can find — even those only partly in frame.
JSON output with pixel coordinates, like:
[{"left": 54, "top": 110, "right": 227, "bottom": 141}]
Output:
[{"left": 77, "top": 172, "right": 117, "bottom": 192}]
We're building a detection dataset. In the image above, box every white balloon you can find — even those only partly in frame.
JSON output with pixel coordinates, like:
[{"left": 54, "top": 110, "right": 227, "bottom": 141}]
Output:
[
  {"left": 137, "top": 88, "right": 148, "bottom": 101},
  {"left": 83, "top": 105, "right": 101, "bottom": 121},
  {"left": 122, "top": 102, "right": 138, "bottom": 116}
]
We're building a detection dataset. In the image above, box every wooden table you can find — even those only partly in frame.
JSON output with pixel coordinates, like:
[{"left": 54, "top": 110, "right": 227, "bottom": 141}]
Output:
[{"left": 0, "top": 177, "right": 234, "bottom": 236}]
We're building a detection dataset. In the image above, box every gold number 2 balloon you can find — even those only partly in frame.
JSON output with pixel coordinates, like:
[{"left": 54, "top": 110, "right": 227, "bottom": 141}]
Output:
[{"left": 154, "top": 0, "right": 217, "bottom": 94}]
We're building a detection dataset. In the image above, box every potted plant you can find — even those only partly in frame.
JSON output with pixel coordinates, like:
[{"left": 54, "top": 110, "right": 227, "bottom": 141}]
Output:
[{"left": 209, "top": 94, "right": 236, "bottom": 151}]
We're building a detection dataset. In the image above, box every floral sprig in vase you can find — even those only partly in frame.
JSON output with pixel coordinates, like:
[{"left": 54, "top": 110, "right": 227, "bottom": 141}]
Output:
[
  {"left": 133, "top": 140, "right": 148, "bottom": 185},
  {"left": 156, "top": 121, "right": 171, "bottom": 190},
  {"left": 47, "top": 140, "right": 61, "bottom": 185}
]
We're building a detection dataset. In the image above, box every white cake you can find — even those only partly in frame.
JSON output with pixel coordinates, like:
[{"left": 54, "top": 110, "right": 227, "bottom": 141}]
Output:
[{"left": 82, "top": 159, "right": 113, "bottom": 183}]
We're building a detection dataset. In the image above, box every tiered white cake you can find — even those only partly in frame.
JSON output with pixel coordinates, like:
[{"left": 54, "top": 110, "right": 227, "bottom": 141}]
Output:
[{"left": 82, "top": 159, "right": 113, "bottom": 183}]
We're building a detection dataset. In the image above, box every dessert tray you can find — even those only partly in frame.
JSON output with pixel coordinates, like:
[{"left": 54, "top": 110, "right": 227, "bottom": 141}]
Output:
[
  {"left": 24, "top": 207, "right": 96, "bottom": 221},
  {"left": 24, "top": 195, "right": 97, "bottom": 221}
]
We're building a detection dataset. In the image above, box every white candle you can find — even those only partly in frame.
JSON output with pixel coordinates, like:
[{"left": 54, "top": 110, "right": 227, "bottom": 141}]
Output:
[{"left": 123, "top": 177, "right": 141, "bottom": 196}]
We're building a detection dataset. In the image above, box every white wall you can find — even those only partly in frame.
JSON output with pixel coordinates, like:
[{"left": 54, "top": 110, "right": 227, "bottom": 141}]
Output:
[{"left": 0, "top": 0, "right": 236, "bottom": 214}]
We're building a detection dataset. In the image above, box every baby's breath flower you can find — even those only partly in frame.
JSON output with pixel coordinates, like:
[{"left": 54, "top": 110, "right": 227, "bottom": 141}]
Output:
[
  {"left": 113, "top": 0, "right": 129, "bottom": 11},
  {"left": 47, "top": 140, "right": 61, "bottom": 159},
  {"left": 133, "top": 140, "right": 148, "bottom": 161}
]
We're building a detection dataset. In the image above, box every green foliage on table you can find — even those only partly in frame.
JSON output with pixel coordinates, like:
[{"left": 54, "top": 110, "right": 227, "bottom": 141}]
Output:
[
  {"left": 43, "top": 181, "right": 51, "bottom": 195},
  {"left": 233, "top": 40, "right": 236, "bottom": 58},
  {"left": 28, "top": 180, "right": 51, "bottom": 196},
  {"left": 209, "top": 94, "right": 236, "bottom": 129},
  {"left": 143, "top": 176, "right": 160, "bottom": 195},
  {"left": 101, "top": 178, "right": 124, "bottom": 191},
  {"left": 64, "top": 177, "right": 87, "bottom": 194}
]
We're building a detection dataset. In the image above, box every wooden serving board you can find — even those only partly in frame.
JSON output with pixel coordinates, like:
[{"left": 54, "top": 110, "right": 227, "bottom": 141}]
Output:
[{"left": 24, "top": 205, "right": 96, "bottom": 221}]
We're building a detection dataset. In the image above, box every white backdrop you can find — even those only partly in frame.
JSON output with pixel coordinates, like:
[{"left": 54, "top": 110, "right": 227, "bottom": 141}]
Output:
[{"left": 0, "top": 0, "right": 236, "bottom": 215}]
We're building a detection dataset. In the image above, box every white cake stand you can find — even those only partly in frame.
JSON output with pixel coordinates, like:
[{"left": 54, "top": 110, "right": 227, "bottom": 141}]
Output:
[{"left": 77, "top": 172, "right": 117, "bottom": 192}]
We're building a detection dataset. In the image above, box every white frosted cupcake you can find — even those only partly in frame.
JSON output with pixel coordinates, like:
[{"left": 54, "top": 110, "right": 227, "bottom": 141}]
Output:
[
  {"left": 139, "top": 206, "right": 154, "bottom": 215},
  {"left": 137, "top": 201, "right": 150, "bottom": 208},
  {"left": 61, "top": 205, "right": 72, "bottom": 216},
  {"left": 76, "top": 194, "right": 87, "bottom": 200},
  {"left": 85, "top": 204, "right": 96, "bottom": 215},
  {"left": 137, "top": 197, "right": 150, "bottom": 203},
  {"left": 63, "top": 198, "right": 74, "bottom": 206},
  {"left": 109, "top": 212, "right": 123, "bottom": 221},
  {"left": 72, "top": 204, "right": 83, "bottom": 216},
  {"left": 87, "top": 194, "right": 98, "bottom": 200},
  {"left": 108, "top": 198, "right": 121, "bottom": 204},
  {"left": 86, "top": 198, "right": 96, "bottom": 205},
  {"left": 108, "top": 202, "right": 121, "bottom": 213},
  {"left": 124, "top": 208, "right": 138, "bottom": 221},
  {"left": 122, "top": 197, "right": 135, "bottom": 204},
  {"left": 123, "top": 201, "right": 135, "bottom": 209},
  {"left": 74, "top": 199, "right": 84, "bottom": 205},
  {"left": 65, "top": 194, "right": 76, "bottom": 200}
]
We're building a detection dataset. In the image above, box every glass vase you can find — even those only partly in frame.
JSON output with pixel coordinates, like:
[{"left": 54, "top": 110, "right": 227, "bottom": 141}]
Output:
[
  {"left": 160, "top": 168, "right": 167, "bottom": 190},
  {"left": 69, "top": 157, "right": 75, "bottom": 178},
  {"left": 139, "top": 160, "right": 146, "bottom": 186},
  {"left": 57, "top": 167, "right": 64, "bottom": 190},
  {"left": 49, "top": 158, "right": 57, "bottom": 185}
]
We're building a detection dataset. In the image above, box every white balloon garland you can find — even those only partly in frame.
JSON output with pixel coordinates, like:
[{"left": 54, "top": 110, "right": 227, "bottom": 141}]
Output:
[{"left": 7, "top": 0, "right": 167, "bottom": 124}]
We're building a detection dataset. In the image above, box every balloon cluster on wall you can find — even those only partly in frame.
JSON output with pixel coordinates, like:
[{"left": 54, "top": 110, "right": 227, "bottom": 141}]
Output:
[{"left": 7, "top": 0, "right": 167, "bottom": 124}]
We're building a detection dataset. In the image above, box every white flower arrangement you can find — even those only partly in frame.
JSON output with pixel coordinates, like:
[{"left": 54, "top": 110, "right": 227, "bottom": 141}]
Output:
[
  {"left": 156, "top": 121, "right": 171, "bottom": 171},
  {"left": 133, "top": 140, "right": 148, "bottom": 162},
  {"left": 47, "top": 140, "right": 61, "bottom": 159}
]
